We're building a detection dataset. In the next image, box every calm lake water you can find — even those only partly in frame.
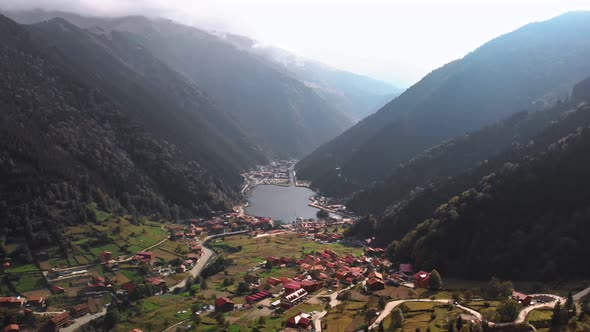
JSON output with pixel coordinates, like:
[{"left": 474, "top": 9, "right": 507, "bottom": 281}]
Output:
[{"left": 245, "top": 185, "right": 320, "bottom": 223}]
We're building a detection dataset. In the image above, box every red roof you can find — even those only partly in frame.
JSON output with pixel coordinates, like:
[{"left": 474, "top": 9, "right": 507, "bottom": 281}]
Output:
[
  {"left": 413, "top": 271, "right": 430, "bottom": 281},
  {"left": 215, "top": 297, "right": 233, "bottom": 307},
  {"left": 245, "top": 291, "right": 271, "bottom": 303},
  {"left": 4, "top": 324, "right": 19, "bottom": 332}
]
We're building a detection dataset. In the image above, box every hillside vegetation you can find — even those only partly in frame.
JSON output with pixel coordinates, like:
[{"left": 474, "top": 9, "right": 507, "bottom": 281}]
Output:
[
  {"left": 0, "top": 14, "right": 250, "bottom": 251},
  {"left": 297, "top": 12, "right": 590, "bottom": 197}
]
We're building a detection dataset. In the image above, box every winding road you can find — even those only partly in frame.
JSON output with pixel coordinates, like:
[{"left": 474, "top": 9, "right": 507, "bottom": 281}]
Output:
[{"left": 367, "top": 293, "right": 568, "bottom": 331}]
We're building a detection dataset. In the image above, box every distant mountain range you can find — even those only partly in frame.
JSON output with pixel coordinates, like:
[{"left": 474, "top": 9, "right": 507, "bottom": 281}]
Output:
[
  {"left": 0, "top": 9, "right": 399, "bottom": 250},
  {"left": 296, "top": 11, "right": 590, "bottom": 197},
  {"left": 5, "top": 9, "right": 400, "bottom": 158}
]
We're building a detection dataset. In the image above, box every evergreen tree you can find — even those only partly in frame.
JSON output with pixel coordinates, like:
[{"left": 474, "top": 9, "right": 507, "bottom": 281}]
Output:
[
  {"left": 552, "top": 301, "right": 562, "bottom": 326},
  {"left": 429, "top": 270, "right": 442, "bottom": 290}
]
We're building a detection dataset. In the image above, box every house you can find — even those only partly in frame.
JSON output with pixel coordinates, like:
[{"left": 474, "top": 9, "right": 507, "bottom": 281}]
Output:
[
  {"left": 245, "top": 291, "right": 272, "bottom": 303},
  {"left": 284, "top": 282, "right": 302, "bottom": 295},
  {"left": 52, "top": 285, "right": 65, "bottom": 294},
  {"left": 266, "top": 256, "right": 281, "bottom": 266},
  {"left": 71, "top": 303, "right": 90, "bottom": 317},
  {"left": 146, "top": 277, "right": 167, "bottom": 293},
  {"left": 176, "top": 265, "right": 186, "bottom": 273},
  {"left": 366, "top": 277, "right": 385, "bottom": 291},
  {"left": 367, "top": 271, "right": 383, "bottom": 280},
  {"left": 214, "top": 297, "right": 234, "bottom": 313},
  {"left": 281, "top": 288, "right": 308, "bottom": 309},
  {"left": 27, "top": 296, "right": 46, "bottom": 310},
  {"left": 99, "top": 251, "right": 112, "bottom": 263},
  {"left": 134, "top": 251, "right": 156, "bottom": 264},
  {"left": 512, "top": 291, "right": 532, "bottom": 306},
  {"left": 335, "top": 270, "right": 348, "bottom": 281},
  {"left": 0, "top": 297, "right": 26, "bottom": 308},
  {"left": 186, "top": 253, "right": 200, "bottom": 260},
  {"left": 50, "top": 312, "right": 70, "bottom": 331},
  {"left": 4, "top": 325, "right": 19, "bottom": 332},
  {"left": 301, "top": 280, "right": 323, "bottom": 293},
  {"left": 299, "top": 263, "right": 312, "bottom": 271},
  {"left": 267, "top": 277, "right": 282, "bottom": 286},
  {"left": 413, "top": 271, "right": 430, "bottom": 289},
  {"left": 286, "top": 312, "right": 313, "bottom": 330}
]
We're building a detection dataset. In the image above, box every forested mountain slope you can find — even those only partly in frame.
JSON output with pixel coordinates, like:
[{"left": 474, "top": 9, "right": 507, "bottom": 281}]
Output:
[
  {"left": 7, "top": 10, "right": 356, "bottom": 158},
  {"left": 347, "top": 76, "right": 590, "bottom": 247},
  {"left": 347, "top": 105, "right": 568, "bottom": 215},
  {"left": 350, "top": 78, "right": 590, "bottom": 280},
  {"left": 0, "top": 14, "right": 255, "bottom": 249},
  {"left": 393, "top": 108, "right": 590, "bottom": 280},
  {"left": 296, "top": 11, "right": 590, "bottom": 197},
  {"left": 25, "top": 17, "right": 266, "bottom": 183}
]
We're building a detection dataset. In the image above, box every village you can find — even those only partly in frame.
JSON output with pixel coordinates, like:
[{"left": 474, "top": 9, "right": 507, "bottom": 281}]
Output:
[
  {"left": 2, "top": 201, "right": 586, "bottom": 332},
  {"left": 0, "top": 160, "right": 588, "bottom": 332}
]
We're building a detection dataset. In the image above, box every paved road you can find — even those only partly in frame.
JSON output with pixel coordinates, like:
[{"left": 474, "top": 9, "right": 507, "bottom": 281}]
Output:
[
  {"left": 312, "top": 284, "right": 356, "bottom": 332},
  {"left": 168, "top": 230, "right": 249, "bottom": 292},
  {"left": 369, "top": 299, "right": 449, "bottom": 330},
  {"left": 574, "top": 286, "right": 590, "bottom": 302},
  {"left": 60, "top": 307, "right": 107, "bottom": 332},
  {"left": 369, "top": 293, "right": 565, "bottom": 330},
  {"left": 168, "top": 246, "right": 215, "bottom": 292}
]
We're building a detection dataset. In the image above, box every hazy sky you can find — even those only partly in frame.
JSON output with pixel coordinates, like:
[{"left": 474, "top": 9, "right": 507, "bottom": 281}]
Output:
[{"left": 3, "top": 0, "right": 590, "bottom": 87}]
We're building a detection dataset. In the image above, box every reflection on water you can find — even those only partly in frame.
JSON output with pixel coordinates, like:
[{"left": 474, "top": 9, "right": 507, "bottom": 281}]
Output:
[{"left": 245, "top": 185, "right": 320, "bottom": 223}]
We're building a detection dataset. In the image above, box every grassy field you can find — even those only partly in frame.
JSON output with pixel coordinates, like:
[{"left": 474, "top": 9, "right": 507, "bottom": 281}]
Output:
[
  {"left": 13, "top": 272, "right": 46, "bottom": 293},
  {"left": 110, "top": 232, "right": 361, "bottom": 332},
  {"left": 382, "top": 301, "right": 465, "bottom": 332},
  {"left": 527, "top": 308, "right": 553, "bottom": 329},
  {"left": 36, "top": 214, "right": 168, "bottom": 270},
  {"left": 115, "top": 293, "right": 194, "bottom": 332},
  {"left": 5, "top": 264, "right": 40, "bottom": 273}
]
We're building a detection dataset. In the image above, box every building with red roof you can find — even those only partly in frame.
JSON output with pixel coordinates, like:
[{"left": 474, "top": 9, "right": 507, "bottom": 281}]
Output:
[
  {"left": 267, "top": 277, "right": 282, "bottom": 286},
  {"left": 50, "top": 312, "right": 70, "bottom": 331},
  {"left": 284, "top": 282, "right": 302, "bottom": 295},
  {"left": 286, "top": 312, "right": 312, "bottom": 330},
  {"left": 281, "top": 288, "right": 307, "bottom": 309},
  {"left": 134, "top": 251, "right": 156, "bottom": 264},
  {"left": 301, "top": 280, "right": 323, "bottom": 293},
  {"left": 512, "top": 291, "right": 532, "bottom": 306},
  {"left": 366, "top": 277, "right": 385, "bottom": 291},
  {"left": 214, "top": 297, "right": 234, "bottom": 313},
  {"left": 99, "top": 251, "right": 112, "bottom": 263},
  {"left": 4, "top": 325, "right": 19, "bottom": 332},
  {"left": 413, "top": 271, "right": 430, "bottom": 289},
  {"left": 0, "top": 297, "right": 26, "bottom": 308}
]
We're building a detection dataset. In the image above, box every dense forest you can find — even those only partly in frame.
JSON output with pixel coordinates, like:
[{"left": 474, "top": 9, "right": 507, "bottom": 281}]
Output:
[
  {"left": 346, "top": 77, "right": 590, "bottom": 252},
  {"left": 392, "top": 113, "right": 590, "bottom": 280},
  {"left": 0, "top": 14, "right": 245, "bottom": 252},
  {"left": 345, "top": 76, "right": 590, "bottom": 280},
  {"left": 347, "top": 105, "right": 568, "bottom": 215},
  {"left": 296, "top": 12, "right": 590, "bottom": 197}
]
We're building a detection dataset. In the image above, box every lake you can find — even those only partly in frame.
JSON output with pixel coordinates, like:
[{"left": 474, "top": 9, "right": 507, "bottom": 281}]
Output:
[{"left": 245, "top": 185, "right": 320, "bottom": 223}]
